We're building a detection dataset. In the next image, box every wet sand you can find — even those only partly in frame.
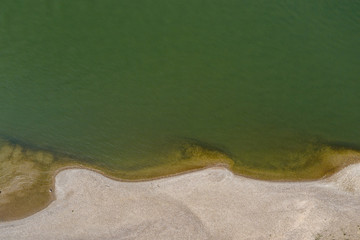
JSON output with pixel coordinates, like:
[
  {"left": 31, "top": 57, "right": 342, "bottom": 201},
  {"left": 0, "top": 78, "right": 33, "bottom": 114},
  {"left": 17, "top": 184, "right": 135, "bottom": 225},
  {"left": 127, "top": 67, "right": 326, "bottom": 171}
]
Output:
[{"left": 1, "top": 164, "right": 360, "bottom": 240}]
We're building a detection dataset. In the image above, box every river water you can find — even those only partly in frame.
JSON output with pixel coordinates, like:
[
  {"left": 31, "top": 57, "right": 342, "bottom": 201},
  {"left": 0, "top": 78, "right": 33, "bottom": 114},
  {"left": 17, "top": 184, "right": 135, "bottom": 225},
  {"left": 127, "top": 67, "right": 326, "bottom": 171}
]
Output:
[{"left": 1, "top": 1, "right": 359, "bottom": 178}]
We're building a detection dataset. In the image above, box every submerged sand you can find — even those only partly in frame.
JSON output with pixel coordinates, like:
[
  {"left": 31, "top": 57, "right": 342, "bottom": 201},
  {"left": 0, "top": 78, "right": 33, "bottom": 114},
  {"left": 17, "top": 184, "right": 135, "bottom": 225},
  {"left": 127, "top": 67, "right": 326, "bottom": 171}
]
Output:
[{"left": 1, "top": 164, "right": 360, "bottom": 240}]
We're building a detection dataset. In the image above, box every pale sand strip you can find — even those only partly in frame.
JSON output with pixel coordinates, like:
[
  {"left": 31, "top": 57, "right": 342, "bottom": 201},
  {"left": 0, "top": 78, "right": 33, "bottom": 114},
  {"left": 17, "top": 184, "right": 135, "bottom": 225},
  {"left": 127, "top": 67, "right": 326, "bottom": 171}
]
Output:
[{"left": 1, "top": 165, "right": 360, "bottom": 240}]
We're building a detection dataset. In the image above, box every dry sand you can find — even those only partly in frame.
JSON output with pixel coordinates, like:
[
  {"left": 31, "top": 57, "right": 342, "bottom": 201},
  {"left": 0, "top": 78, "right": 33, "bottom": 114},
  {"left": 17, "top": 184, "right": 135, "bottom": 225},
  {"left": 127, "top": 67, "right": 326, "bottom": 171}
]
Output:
[{"left": 1, "top": 164, "right": 360, "bottom": 240}]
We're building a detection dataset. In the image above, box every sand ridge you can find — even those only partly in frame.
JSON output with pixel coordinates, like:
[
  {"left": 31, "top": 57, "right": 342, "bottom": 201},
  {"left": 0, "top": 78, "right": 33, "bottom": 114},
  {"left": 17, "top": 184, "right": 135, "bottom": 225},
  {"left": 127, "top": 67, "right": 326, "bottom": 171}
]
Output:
[{"left": 1, "top": 164, "right": 360, "bottom": 240}]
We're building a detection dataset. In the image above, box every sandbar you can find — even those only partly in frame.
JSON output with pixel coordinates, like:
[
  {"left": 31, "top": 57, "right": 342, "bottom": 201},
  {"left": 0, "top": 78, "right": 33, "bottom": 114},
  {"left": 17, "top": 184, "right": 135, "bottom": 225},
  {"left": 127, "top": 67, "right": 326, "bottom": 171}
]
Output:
[{"left": 1, "top": 164, "right": 360, "bottom": 239}]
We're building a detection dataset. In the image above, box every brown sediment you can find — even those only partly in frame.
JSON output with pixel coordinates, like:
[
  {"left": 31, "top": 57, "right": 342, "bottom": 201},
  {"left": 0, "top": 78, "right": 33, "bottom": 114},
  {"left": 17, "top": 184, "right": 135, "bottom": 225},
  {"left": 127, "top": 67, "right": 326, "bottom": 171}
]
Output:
[
  {"left": 1, "top": 140, "right": 360, "bottom": 221},
  {"left": 0, "top": 143, "right": 74, "bottom": 221},
  {"left": 0, "top": 144, "right": 51, "bottom": 221}
]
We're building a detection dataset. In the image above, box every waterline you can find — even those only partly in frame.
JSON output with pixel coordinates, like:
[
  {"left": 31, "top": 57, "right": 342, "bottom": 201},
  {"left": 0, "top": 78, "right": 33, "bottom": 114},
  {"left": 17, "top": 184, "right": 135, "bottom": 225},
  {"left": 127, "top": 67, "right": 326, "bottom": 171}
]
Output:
[{"left": 1, "top": 138, "right": 360, "bottom": 221}]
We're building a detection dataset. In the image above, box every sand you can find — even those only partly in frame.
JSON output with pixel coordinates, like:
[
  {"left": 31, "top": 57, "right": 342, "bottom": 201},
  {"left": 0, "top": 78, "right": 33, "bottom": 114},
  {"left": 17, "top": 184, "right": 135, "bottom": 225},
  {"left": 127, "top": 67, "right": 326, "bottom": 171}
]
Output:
[{"left": 1, "top": 165, "right": 360, "bottom": 240}]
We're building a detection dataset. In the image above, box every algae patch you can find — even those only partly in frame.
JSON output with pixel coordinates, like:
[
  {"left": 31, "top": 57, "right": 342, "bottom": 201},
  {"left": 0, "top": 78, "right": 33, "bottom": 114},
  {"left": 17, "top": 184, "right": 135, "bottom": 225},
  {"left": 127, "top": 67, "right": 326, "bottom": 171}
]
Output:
[{"left": 104, "top": 142, "right": 234, "bottom": 180}]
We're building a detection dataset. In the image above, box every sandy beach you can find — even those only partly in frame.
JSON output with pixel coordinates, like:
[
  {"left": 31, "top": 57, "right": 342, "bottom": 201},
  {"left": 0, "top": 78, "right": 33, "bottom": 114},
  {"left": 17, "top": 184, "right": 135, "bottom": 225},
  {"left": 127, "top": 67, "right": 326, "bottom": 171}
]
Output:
[{"left": 1, "top": 164, "right": 360, "bottom": 240}]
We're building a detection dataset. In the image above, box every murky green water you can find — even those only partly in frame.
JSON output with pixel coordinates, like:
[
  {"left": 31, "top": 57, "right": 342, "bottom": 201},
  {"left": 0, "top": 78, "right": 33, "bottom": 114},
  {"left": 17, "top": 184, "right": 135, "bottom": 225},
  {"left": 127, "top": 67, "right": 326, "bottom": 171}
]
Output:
[{"left": 1, "top": 0, "right": 360, "bottom": 175}]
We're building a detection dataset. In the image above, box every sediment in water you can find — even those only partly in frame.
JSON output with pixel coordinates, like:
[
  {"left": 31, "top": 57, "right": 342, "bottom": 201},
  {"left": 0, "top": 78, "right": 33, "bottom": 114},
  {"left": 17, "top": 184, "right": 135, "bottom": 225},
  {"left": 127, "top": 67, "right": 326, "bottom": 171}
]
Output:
[
  {"left": 234, "top": 145, "right": 360, "bottom": 181},
  {"left": 0, "top": 140, "right": 234, "bottom": 221}
]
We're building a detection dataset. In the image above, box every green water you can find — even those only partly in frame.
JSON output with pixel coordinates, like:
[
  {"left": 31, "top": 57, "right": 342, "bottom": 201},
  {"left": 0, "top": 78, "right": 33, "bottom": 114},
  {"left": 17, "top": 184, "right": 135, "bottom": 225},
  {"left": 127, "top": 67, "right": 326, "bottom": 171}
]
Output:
[{"left": 1, "top": 1, "right": 360, "bottom": 173}]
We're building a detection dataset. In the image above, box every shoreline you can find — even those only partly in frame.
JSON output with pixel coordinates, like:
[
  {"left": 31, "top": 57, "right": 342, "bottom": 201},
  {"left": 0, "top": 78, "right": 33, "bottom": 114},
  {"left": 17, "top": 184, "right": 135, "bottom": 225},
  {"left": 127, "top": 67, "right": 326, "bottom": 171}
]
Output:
[
  {"left": 1, "top": 164, "right": 360, "bottom": 239},
  {"left": 1, "top": 140, "right": 360, "bottom": 222},
  {"left": 1, "top": 159, "right": 359, "bottom": 222}
]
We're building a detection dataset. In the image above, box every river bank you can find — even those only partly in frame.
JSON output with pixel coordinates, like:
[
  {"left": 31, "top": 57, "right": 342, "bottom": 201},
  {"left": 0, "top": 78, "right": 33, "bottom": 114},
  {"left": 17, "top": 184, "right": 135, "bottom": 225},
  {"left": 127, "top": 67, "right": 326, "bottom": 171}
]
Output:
[{"left": 1, "top": 164, "right": 360, "bottom": 239}]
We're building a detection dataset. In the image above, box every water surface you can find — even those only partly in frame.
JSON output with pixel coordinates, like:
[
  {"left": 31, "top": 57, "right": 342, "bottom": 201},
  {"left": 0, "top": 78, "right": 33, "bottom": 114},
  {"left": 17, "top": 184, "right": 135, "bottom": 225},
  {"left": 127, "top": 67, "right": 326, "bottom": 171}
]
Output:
[{"left": 0, "top": 0, "right": 360, "bottom": 175}]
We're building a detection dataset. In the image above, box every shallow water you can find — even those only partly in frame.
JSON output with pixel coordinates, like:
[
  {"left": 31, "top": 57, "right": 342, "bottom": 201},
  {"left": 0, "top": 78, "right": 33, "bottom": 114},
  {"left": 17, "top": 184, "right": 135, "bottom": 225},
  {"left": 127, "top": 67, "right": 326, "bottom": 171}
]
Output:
[{"left": 1, "top": 1, "right": 360, "bottom": 175}]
